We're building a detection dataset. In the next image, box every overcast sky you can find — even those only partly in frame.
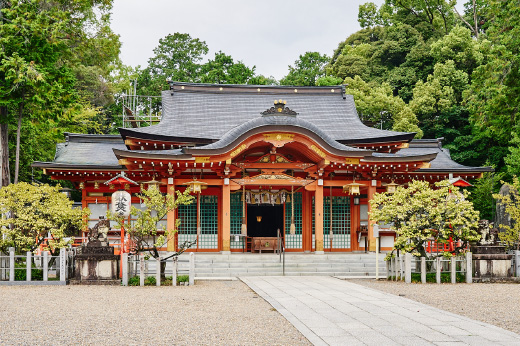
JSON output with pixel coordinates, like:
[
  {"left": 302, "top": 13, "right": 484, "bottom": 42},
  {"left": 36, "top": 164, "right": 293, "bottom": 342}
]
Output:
[{"left": 111, "top": 0, "right": 386, "bottom": 80}]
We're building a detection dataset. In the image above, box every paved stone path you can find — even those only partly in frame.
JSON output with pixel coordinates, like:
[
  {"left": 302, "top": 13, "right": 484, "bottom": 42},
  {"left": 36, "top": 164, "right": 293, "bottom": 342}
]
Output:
[{"left": 241, "top": 276, "right": 520, "bottom": 346}]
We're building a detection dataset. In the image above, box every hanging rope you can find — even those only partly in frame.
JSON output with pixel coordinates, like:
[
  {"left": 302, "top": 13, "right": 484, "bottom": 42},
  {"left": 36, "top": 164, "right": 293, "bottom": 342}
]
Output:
[{"left": 290, "top": 185, "right": 296, "bottom": 235}]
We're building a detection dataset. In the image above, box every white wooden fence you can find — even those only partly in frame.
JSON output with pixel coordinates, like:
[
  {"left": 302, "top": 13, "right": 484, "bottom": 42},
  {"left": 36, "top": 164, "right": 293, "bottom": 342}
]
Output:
[
  {"left": 0, "top": 247, "right": 70, "bottom": 285},
  {"left": 121, "top": 252, "right": 195, "bottom": 287},
  {"left": 387, "top": 252, "right": 473, "bottom": 284}
]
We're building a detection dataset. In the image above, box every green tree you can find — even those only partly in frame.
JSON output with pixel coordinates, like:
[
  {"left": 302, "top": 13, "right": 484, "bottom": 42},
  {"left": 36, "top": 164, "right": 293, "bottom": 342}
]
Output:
[
  {"left": 494, "top": 176, "right": 520, "bottom": 250},
  {"left": 199, "top": 51, "right": 256, "bottom": 84},
  {"left": 0, "top": 182, "right": 88, "bottom": 255},
  {"left": 344, "top": 76, "right": 422, "bottom": 136},
  {"left": 108, "top": 186, "right": 194, "bottom": 260},
  {"left": 280, "top": 52, "right": 330, "bottom": 86},
  {"left": 370, "top": 180, "right": 480, "bottom": 258}
]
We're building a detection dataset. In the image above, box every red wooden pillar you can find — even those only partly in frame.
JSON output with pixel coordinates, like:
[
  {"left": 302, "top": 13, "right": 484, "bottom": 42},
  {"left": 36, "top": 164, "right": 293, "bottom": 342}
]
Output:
[
  {"left": 166, "top": 178, "right": 176, "bottom": 252},
  {"left": 222, "top": 183, "right": 231, "bottom": 253},
  {"left": 302, "top": 190, "right": 312, "bottom": 252},
  {"left": 315, "top": 183, "right": 324, "bottom": 253},
  {"left": 367, "top": 182, "right": 377, "bottom": 251}
]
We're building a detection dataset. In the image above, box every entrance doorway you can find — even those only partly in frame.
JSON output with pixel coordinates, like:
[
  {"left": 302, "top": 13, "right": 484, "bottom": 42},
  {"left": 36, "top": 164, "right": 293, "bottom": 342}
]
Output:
[{"left": 247, "top": 205, "right": 284, "bottom": 237}]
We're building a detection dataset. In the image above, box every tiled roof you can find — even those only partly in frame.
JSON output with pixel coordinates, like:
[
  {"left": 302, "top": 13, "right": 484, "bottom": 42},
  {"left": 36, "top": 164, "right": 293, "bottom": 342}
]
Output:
[{"left": 121, "top": 84, "right": 415, "bottom": 143}]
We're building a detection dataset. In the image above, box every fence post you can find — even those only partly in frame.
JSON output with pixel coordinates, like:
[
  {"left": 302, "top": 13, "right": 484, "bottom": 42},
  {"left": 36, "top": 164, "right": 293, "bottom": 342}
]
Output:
[
  {"left": 513, "top": 250, "right": 520, "bottom": 277},
  {"left": 451, "top": 257, "right": 456, "bottom": 284},
  {"left": 122, "top": 253, "right": 128, "bottom": 286},
  {"left": 59, "top": 249, "right": 66, "bottom": 282},
  {"left": 436, "top": 257, "right": 441, "bottom": 284},
  {"left": 189, "top": 252, "right": 195, "bottom": 286},
  {"left": 173, "top": 258, "right": 178, "bottom": 287},
  {"left": 43, "top": 251, "right": 48, "bottom": 281},
  {"left": 156, "top": 257, "right": 161, "bottom": 287},
  {"left": 399, "top": 255, "right": 403, "bottom": 281},
  {"left": 139, "top": 253, "right": 145, "bottom": 287},
  {"left": 393, "top": 257, "right": 397, "bottom": 281},
  {"left": 466, "top": 252, "right": 472, "bottom": 284},
  {"left": 26, "top": 251, "right": 32, "bottom": 282},
  {"left": 404, "top": 253, "right": 411, "bottom": 283},
  {"left": 386, "top": 260, "right": 390, "bottom": 279},
  {"left": 421, "top": 257, "right": 426, "bottom": 283},
  {"left": 9, "top": 247, "right": 14, "bottom": 282}
]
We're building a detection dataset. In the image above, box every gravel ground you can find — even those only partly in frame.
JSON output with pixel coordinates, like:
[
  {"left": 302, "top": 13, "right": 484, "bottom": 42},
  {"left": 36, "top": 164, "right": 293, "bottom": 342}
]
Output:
[
  {"left": 0, "top": 281, "right": 310, "bottom": 346},
  {"left": 350, "top": 279, "right": 520, "bottom": 335}
]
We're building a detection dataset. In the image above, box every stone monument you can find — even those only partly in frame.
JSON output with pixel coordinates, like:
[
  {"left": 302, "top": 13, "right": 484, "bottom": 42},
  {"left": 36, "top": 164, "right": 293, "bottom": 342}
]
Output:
[
  {"left": 74, "top": 217, "right": 120, "bottom": 284},
  {"left": 471, "top": 219, "right": 513, "bottom": 281}
]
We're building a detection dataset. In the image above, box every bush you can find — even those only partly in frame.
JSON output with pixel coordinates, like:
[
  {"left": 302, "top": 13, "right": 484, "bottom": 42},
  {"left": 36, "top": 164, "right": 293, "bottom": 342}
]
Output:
[
  {"left": 127, "top": 276, "right": 157, "bottom": 286},
  {"left": 411, "top": 272, "right": 466, "bottom": 283},
  {"left": 177, "top": 275, "right": 189, "bottom": 284},
  {"left": 14, "top": 262, "right": 44, "bottom": 281}
]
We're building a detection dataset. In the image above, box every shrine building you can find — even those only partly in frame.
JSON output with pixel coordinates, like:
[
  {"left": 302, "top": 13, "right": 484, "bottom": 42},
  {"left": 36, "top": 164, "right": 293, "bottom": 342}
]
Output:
[{"left": 32, "top": 82, "right": 492, "bottom": 254}]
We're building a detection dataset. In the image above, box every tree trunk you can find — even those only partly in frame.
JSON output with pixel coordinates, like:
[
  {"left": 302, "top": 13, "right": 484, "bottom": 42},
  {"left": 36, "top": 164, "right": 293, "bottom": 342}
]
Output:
[
  {"left": 14, "top": 101, "right": 23, "bottom": 184},
  {"left": 0, "top": 106, "right": 9, "bottom": 187}
]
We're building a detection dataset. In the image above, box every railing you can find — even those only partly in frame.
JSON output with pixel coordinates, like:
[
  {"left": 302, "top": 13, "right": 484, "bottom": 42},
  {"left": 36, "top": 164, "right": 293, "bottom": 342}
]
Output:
[
  {"left": 122, "top": 252, "right": 195, "bottom": 286},
  {"left": 277, "top": 229, "right": 285, "bottom": 276},
  {"left": 0, "top": 247, "right": 71, "bottom": 285},
  {"left": 387, "top": 252, "right": 473, "bottom": 284}
]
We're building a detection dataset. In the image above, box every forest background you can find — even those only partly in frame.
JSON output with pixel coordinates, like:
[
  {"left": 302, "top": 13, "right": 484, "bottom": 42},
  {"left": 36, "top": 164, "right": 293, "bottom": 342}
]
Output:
[{"left": 1, "top": 0, "right": 519, "bottom": 221}]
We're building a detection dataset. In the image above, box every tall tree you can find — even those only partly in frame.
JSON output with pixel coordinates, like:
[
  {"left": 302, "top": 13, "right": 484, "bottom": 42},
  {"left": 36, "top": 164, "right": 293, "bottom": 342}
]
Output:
[
  {"left": 280, "top": 52, "right": 330, "bottom": 86},
  {"left": 199, "top": 51, "right": 256, "bottom": 84}
]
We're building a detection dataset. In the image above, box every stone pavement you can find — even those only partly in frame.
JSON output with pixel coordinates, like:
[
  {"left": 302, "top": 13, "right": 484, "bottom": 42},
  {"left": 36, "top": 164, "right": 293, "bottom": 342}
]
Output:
[{"left": 241, "top": 276, "right": 520, "bottom": 346}]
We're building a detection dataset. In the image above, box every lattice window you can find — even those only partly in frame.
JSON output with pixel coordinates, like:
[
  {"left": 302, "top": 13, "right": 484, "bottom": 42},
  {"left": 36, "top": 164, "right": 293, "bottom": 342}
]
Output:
[
  {"left": 323, "top": 196, "right": 351, "bottom": 249},
  {"left": 200, "top": 195, "right": 218, "bottom": 249},
  {"left": 177, "top": 199, "right": 197, "bottom": 247},
  {"left": 284, "top": 192, "right": 302, "bottom": 249},
  {"left": 230, "top": 192, "right": 243, "bottom": 249}
]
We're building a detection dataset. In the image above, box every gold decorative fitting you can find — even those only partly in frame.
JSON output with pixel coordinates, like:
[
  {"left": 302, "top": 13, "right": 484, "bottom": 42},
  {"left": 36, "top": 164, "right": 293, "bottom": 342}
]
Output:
[
  {"left": 256, "top": 216, "right": 262, "bottom": 222},
  {"left": 94, "top": 182, "right": 100, "bottom": 189},
  {"left": 230, "top": 144, "right": 247, "bottom": 158},
  {"left": 345, "top": 158, "right": 360, "bottom": 165},
  {"left": 124, "top": 184, "right": 130, "bottom": 190},
  {"left": 310, "top": 145, "right": 327, "bottom": 158},
  {"left": 79, "top": 182, "right": 85, "bottom": 189},
  {"left": 109, "top": 184, "right": 115, "bottom": 190},
  {"left": 195, "top": 157, "right": 210, "bottom": 163}
]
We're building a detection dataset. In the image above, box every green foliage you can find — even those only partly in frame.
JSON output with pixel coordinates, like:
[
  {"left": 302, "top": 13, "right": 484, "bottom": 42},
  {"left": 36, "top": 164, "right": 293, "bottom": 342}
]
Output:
[
  {"left": 280, "top": 52, "right": 330, "bottom": 86},
  {"left": 494, "top": 177, "right": 520, "bottom": 250},
  {"left": 177, "top": 275, "right": 189, "bottom": 284},
  {"left": 410, "top": 272, "right": 466, "bottom": 283},
  {"left": 128, "top": 276, "right": 140, "bottom": 286},
  {"left": 344, "top": 76, "right": 422, "bottom": 136},
  {"left": 370, "top": 180, "right": 480, "bottom": 257},
  {"left": 200, "top": 51, "right": 255, "bottom": 84},
  {"left": 468, "top": 171, "right": 503, "bottom": 221},
  {"left": 108, "top": 186, "right": 194, "bottom": 259},
  {"left": 505, "top": 134, "right": 520, "bottom": 178},
  {"left": 14, "top": 263, "right": 44, "bottom": 281},
  {"left": 0, "top": 182, "right": 88, "bottom": 254}
]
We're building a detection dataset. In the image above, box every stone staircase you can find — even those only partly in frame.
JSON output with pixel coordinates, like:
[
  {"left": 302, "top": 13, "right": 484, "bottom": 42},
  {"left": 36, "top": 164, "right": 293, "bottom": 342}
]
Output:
[{"left": 177, "top": 252, "right": 387, "bottom": 278}]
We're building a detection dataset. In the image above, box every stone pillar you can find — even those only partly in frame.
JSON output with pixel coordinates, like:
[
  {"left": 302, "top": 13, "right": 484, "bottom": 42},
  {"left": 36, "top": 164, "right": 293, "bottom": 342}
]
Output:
[
  {"left": 314, "top": 184, "right": 324, "bottom": 254},
  {"left": 122, "top": 253, "right": 128, "bottom": 286},
  {"left": 9, "top": 247, "right": 14, "bottom": 282},
  {"left": 436, "top": 257, "right": 441, "bottom": 284},
  {"left": 466, "top": 252, "right": 472, "bottom": 283},
  {"left": 59, "top": 249, "right": 66, "bottom": 282},
  {"left": 166, "top": 178, "right": 176, "bottom": 252},
  {"left": 222, "top": 183, "right": 231, "bottom": 253},
  {"left": 189, "top": 252, "right": 195, "bottom": 286},
  {"left": 26, "top": 251, "right": 32, "bottom": 282},
  {"left": 367, "top": 182, "right": 377, "bottom": 251},
  {"left": 139, "top": 253, "right": 145, "bottom": 287},
  {"left": 404, "top": 253, "right": 411, "bottom": 283},
  {"left": 421, "top": 257, "right": 426, "bottom": 283},
  {"left": 451, "top": 257, "right": 456, "bottom": 284},
  {"left": 156, "top": 257, "right": 161, "bottom": 287},
  {"left": 43, "top": 251, "right": 48, "bottom": 281}
]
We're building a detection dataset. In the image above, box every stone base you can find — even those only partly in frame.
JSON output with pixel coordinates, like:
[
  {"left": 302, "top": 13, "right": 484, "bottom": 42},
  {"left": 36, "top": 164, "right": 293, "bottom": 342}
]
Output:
[
  {"left": 473, "top": 256, "right": 513, "bottom": 278},
  {"left": 69, "top": 279, "right": 121, "bottom": 286},
  {"left": 75, "top": 258, "right": 119, "bottom": 282}
]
